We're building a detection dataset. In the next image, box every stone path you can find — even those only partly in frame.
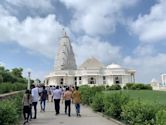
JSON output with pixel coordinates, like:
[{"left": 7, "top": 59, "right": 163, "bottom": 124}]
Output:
[{"left": 22, "top": 101, "right": 119, "bottom": 125}]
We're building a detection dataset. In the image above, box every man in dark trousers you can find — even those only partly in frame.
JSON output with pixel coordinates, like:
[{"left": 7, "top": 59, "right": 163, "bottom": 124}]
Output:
[
  {"left": 72, "top": 86, "right": 81, "bottom": 116},
  {"left": 40, "top": 86, "right": 48, "bottom": 112},
  {"left": 31, "top": 84, "right": 39, "bottom": 119},
  {"left": 63, "top": 87, "right": 72, "bottom": 116},
  {"left": 52, "top": 86, "right": 62, "bottom": 115}
]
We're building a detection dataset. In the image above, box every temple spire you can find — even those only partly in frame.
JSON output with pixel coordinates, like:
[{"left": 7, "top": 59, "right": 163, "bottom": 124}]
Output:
[
  {"left": 64, "top": 31, "right": 67, "bottom": 36},
  {"left": 54, "top": 31, "right": 77, "bottom": 70},
  {"left": 62, "top": 28, "right": 68, "bottom": 38}
]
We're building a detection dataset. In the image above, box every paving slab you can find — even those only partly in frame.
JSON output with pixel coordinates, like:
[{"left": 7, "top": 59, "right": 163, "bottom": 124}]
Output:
[{"left": 22, "top": 101, "right": 119, "bottom": 125}]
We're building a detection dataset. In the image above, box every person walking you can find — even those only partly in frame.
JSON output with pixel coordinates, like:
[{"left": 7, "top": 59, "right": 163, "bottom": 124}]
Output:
[
  {"left": 40, "top": 86, "right": 48, "bottom": 112},
  {"left": 46, "top": 86, "right": 51, "bottom": 102},
  {"left": 52, "top": 86, "right": 62, "bottom": 115},
  {"left": 72, "top": 86, "right": 81, "bottom": 117},
  {"left": 63, "top": 87, "right": 72, "bottom": 117},
  {"left": 22, "top": 90, "right": 32, "bottom": 124},
  {"left": 31, "top": 84, "right": 39, "bottom": 119},
  {"left": 38, "top": 85, "right": 43, "bottom": 112}
]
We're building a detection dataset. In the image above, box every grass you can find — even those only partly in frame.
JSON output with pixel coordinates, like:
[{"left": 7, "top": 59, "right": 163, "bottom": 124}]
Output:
[{"left": 104, "top": 90, "right": 166, "bottom": 105}]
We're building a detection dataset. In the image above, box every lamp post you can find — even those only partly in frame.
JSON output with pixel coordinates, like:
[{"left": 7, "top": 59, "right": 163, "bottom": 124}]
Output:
[{"left": 27, "top": 71, "right": 31, "bottom": 90}]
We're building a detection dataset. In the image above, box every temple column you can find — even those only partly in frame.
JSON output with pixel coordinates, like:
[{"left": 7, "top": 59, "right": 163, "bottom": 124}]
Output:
[{"left": 131, "top": 73, "right": 135, "bottom": 83}]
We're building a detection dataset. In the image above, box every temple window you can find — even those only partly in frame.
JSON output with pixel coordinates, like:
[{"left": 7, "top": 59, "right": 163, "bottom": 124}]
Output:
[
  {"left": 79, "top": 76, "right": 82, "bottom": 84},
  {"left": 88, "top": 77, "right": 96, "bottom": 84},
  {"left": 103, "top": 76, "right": 106, "bottom": 84},
  {"left": 74, "top": 77, "right": 77, "bottom": 85},
  {"left": 60, "top": 78, "right": 64, "bottom": 85}
]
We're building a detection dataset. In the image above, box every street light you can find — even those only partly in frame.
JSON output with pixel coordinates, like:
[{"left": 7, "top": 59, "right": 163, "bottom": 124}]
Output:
[{"left": 27, "top": 69, "right": 32, "bottom": 90}]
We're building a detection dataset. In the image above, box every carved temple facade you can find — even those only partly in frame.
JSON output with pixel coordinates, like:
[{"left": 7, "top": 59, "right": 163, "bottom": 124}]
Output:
[{"left": 45, "top": 33, "right": 136, "bottom": 87}]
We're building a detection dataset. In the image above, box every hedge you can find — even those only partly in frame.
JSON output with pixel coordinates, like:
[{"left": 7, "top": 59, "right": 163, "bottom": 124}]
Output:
[
  {"left": 0, "top": 82, "right": 27, "bottom": 94},
  {"left": 104, "top": 92, "right": 129, "bottom": 119},
  {"left": 79, "top": 85, "right": 105, "bottom": 105},
  {"left": 122, "top": 101, "right": 159, "bottom": 125},
  {"left": 123, "top": 83, "right": 152, "bottom": 90},
  {"left": 91, "top": 92, "right": 105, "bottom": 112},
  {"left": 106, "top": 84, "right": 121, "bottom": 90},
  {"left": 0, "top": 92, "right": 23, "bottom": 125},
  {"left": 79, "top": 85, "right": 166, "bottom": 125},
  {"left": 156, "top": 109, "right": 166, "bottom": 125}
]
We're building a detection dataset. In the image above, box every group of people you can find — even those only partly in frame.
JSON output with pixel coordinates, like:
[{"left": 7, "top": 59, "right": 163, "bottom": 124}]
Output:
[
  {"left": 22, "top": 84, "right": 81, "bottom": 124},
  {"left": 22, "top": 84, "right": 41, "bottom": 124},
  {"left": 52, "top": 85, "right": 81, "bottom": 117}
]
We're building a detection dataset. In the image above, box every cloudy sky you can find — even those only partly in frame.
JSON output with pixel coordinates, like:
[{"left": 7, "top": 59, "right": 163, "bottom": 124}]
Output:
[{"left": 0, "top": 0, "right": 166, "bottom": 83}]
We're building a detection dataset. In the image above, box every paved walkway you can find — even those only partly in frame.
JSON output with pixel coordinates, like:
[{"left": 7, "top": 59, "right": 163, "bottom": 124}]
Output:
[{"left": 23, "top": 101, "right": 118, "bottom": 125}]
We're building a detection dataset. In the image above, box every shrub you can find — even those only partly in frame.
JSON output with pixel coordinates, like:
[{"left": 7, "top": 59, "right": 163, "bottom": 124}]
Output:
[
  {"left": 156, "top": 109, "right": 166, "bottom": 125},
  {"left": 133, "top": 83, "right": 145, "bottom": 90},
  {"left": 0, "top": 93, "right": 23, "bottom": 125},
  {"left": 92, "top": 85, "right": 105, "bottom": 92},
  {"left": 107, "top": 84, "right": 121, "bottom": 90},
  {"left": 144, "top": 84, "right": 153, "bottom": 90},
  {"left": 79, "top": 85, "right": 105, "bottom": 105},
  {"left": 91, "top": 92, "right": 105, "bottom": 112},
  {"left": 79, "top": 85, "right": 95, "bottom": 105},
  {"left": 0, "top": 75, "right": 3, "bottom": 83},
  {"left": 103, "top": 92, "right": 129, "bottom": 119},
  {"left": 122, "top": 101, "right": 159, "bottom": 125},
  {"left": 123, "top": 83, "right": 152, "bottom": 90},
  {"left": 124, "top": 83, "right": 135, "bottom": 90}
]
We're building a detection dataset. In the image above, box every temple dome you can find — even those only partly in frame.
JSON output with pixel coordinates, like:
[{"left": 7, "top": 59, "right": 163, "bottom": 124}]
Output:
[
  {"left": 107, "top": 63, "right": 121, "bottom": 69},
  {"left": 79, "top": 57, "right": 104, "bottom": 69},
  {"left": 151, "top": 78, "right": 158, "bottom": 83}
]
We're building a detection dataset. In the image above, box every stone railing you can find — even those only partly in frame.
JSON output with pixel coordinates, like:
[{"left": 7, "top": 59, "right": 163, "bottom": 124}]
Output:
[{"left": 0, "top": 91, "right": 23, "bottom": 100}]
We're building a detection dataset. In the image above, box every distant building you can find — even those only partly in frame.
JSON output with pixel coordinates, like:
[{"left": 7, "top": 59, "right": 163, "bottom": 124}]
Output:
[
  {"left": 161, "top": 74, "right": 166, "bottom": 86},
  {"left": 150, "top": 74, "right": 166, "bottom": 91},
  {"left": 45, "top": 33, "right": 136, "bottom": 87},
  {"left": 150, "top": 78, "right": 160, "bottom": 90}
]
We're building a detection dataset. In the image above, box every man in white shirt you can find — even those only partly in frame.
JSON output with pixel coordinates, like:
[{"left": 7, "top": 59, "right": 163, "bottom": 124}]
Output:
[
  {"left": 52, "top": 86, "right": 62, "bottom": 115},
  {"left": 31, "top": 84, "right": 39, "bottom": 119}
]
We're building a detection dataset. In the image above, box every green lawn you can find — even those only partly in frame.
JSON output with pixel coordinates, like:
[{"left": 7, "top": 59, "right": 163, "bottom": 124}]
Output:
[{"left": 105, "top": 90, "right": 166, "bottom": 105}]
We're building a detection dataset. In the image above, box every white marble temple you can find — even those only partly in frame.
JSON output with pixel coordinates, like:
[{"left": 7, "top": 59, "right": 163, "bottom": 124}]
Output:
[{"left": 45, "top": 33, "right": 136, "bottom": 87}]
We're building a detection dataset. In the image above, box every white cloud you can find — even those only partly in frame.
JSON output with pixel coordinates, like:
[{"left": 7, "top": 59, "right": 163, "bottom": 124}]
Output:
[
  {"left": 0, "top": 61, "right": 6, "bottom": 67},
  {"left": 127, "top": 0, "right": 166, "bottom": 83},
  {"left": 0, "top": 6, "right": 66, "bottom": 58},
  {"left": 72, "top": 35, "right": 121, "bottom": 65},
  {"left": 0, "top": 5, "right": 122, "bottom": 66},
  {"left": 6, "top": 0, "right": 54, "bottom": 10},
  {"left": 0, "top": 5, "right": 9, "bottom": 15},
  {"left": 23, "top": 68, "right": 47, "bottom": 81},
  {"left": 1, "top": 0, "right": 165, "bottom": 84},
  {"left": 123, "top": 44, "right": 165, "bottom": 83},
  {"left": 131, "top": 0, "right": 166, "bottom": 43},
  {"left": 134, "top": 44, "right": 156, "bottom": 56},
  {"left": 124, "top": 53, "right": 166, "bottom": 83},
  {"left": 60, "top": 0, "right": 138, "bottom": 36}
]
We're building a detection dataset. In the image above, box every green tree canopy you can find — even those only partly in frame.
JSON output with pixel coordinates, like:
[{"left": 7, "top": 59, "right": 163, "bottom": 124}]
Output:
[
  {"left": 11, "top": 68, "right": 23, "bottom": 78},
  {"left": 0, "top": 66, "right": 27, "bottom": 84}
]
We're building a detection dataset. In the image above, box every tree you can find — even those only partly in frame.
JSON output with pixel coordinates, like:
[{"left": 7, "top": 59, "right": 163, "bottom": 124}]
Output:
[
  {"left": 0, "top": 66, "right": 27, "bottom": 83},
  {"left": 11, "top": 68, "right": 23, "bottom": 78},
  {"left": 35, "top": 79, "right": 41, "bottom": 84},
  {"left": 0, "top": 74, "right": 3, "bottom": 83},
  {"left": 0, "top": 67, "right": 14, "bottom": 83},
  {"left": 0, "top": 66, "right": 5, "bottom": 72}
]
